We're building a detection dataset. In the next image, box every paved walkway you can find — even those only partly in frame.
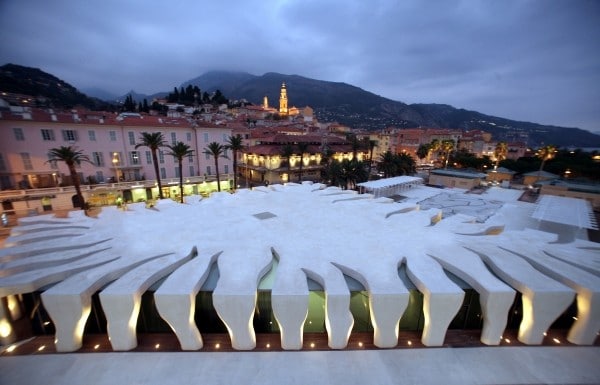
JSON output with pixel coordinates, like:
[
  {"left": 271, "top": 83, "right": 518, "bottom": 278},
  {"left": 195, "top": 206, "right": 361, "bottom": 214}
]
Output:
[{"left": 1, "top": 346, "right": 599, "bottom": 385}]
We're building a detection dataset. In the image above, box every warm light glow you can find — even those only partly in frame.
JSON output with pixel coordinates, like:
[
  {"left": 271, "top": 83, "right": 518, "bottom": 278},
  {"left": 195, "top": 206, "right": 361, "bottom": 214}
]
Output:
[
  {"left": 310, "top": 342, "right": 315, "bottom": 348},
  {"left": 266, "top": 343, "right": 270, "bottom": 348},
  {"left": 6, "top": 345, "right": 16, "bottom": 353},
  {"left": 543, "top": 332, "right": 547, "bottom": 336},
  {"left": 358, "top": 342, "right": 363, "bottom": 347},
  {"left": 38, "top": 345, "right": 46, "bottom": 351},
  {"left": 155, "top": 344, "right": 160, "bottom": 349},
  {"left": 94, "top": 344, "right": 100, "bottom": 350},
  {"left": 407, "top": 341, "right": 412, "bottom": 346},
  {"left": 215, "top": 343, "right": 220, "bottom": 349},
  {"left": 7, "top": 295, "right": 17, "bottom": 312},
  {"left": 43, "top": 321, "right": 51, "bottom": 326},
  {"left": 0, "top": 320, "right": 12, "bottom": 338},
  {"left": 573, "top": 316, "right": 578, "bottom": 321},
  {"left": 504, "top": 338, "right": 511, "bottom": 343},
  {"left": 553, "top": 338, "right": 561, "bottom": 344}
]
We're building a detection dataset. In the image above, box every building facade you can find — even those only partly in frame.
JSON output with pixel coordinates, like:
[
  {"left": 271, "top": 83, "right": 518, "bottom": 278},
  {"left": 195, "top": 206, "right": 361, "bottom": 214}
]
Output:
[{"left": 0, "top": 106, "right": 235, "bottom": 209}]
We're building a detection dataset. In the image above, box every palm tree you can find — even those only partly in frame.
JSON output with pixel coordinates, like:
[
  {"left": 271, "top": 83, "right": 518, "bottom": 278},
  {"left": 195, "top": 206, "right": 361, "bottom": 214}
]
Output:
[
  {"left": 136, "top": 132, "right": 166, "bottom": 199},
  {"left": 378, "top": 151, "right": 397, "bottom": 178},
  {"left": 346, "top": 133, "right": 360, "bottom": 160},
  {"left": 416, "top": 144, "right": 430, "bottom": 162},
  {"left": 204, "top": 142, "right": 228, "bottom": 192},
  {"left": 47, "top": 146, "right": 91, "bottom": 211},
  {"left": 280, "top": 144, "right": 295, "bottom": 183},
  {"left": 493, "top": 142, "right": 508, "bottom": 170},
  {"left": 537, "top": 145, "right": 557, "bottom": 175},
  {"left": 341, "top": 159, "right": 368, "bottom": 190},
  {"left": 296, "top": 142, "right": 309, "bottom": 182},
  {"left": 226, "top": 134, "right": 244, "bottom": 190},
  {"left": 395, "top": 153, "right": 416, "bottom": 175},
  {"left": 366, "top": 139, "right": 378, "bottom": 178},
  {"left": 166, "top": 142, "right": 194, "bottom": 203},
  {"left": 323, "top": 159, "right": 343, "bottom": 187},
  {"left": 440, "top": 139, "right": 455, "bottom": 169},
  {"left": 428, "top": 139, "right": 440, "bottom": 163}
]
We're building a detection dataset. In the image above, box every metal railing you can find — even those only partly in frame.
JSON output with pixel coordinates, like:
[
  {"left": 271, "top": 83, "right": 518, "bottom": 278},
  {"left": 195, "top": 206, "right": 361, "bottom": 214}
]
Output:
[{"left": 0, "top": 174, "right": 235, "bottom": 198}]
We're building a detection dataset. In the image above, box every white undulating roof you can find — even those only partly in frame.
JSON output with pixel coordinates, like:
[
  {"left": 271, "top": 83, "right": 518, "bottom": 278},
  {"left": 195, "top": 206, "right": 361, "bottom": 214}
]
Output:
[
  {"left": 1, "top": 182, "right": 598, "bottom": 353},
  {"left": 531, "top": 195, "right": 598, "bottom": 230}
]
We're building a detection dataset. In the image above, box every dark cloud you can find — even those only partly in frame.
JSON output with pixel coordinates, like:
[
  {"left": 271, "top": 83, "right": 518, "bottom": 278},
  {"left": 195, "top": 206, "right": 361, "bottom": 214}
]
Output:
[{"left": 0, "top": 0, "right": 598, "bottom": 131}]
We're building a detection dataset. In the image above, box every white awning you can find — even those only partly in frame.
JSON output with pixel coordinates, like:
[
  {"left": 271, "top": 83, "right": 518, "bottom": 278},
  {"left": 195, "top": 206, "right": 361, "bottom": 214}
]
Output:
[
  {"left": 531, "top": 195, "right": 598, "bottom": 230},
  {"left": 357, "top": 176, "right": 423, "bottom": 198}
]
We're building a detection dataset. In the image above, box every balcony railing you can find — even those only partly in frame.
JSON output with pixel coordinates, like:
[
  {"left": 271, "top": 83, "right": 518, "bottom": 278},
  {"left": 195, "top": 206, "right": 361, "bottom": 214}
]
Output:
[{"left": 0, "top": 174, "right": 234, "bottom": 199}]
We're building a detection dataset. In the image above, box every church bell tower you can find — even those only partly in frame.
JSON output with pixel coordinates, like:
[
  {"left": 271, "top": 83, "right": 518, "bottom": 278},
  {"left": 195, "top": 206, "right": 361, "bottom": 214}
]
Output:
[{"left": 279, "top": 82, "right": 288, "bottom": 115}]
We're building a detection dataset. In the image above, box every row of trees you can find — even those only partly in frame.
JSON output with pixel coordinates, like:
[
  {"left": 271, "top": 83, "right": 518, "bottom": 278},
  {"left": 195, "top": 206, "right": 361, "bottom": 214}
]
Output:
[
  {"left": 46, "top": 133, "right": 247, "bottom": 212},
  {"left": 416, "top": 140, "right": 511, "bottom": 170},
  {"left": 120, "top": 86, "right": 230, "bottom": 114},
  {"left": 166, "top": 85, "right": 229, "bottom": 106}
]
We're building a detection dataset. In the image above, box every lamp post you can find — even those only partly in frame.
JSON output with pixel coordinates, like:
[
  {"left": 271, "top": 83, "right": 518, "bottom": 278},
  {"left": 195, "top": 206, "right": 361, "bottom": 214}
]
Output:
[{"left": 112, "top": 152, "right": 119, "bottom": 183}]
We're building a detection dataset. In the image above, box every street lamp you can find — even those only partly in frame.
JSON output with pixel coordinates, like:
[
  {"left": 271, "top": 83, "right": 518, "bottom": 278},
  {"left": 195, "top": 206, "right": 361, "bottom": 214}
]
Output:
[{"left": 112, "top": 152, "right": 119, "bottom": 183}]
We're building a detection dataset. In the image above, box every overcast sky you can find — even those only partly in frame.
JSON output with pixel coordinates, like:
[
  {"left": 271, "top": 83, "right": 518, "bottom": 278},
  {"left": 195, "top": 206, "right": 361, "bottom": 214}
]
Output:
[{"left": 1, "top": 0, "right": 599, "bottom": 132}]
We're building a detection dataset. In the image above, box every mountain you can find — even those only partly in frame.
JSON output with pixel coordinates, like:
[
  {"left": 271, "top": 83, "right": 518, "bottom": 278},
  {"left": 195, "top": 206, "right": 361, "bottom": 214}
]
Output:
[
  {"left": 2, "top": 63, "right": 598, "bottom": 147},
  {"left": 183, "top": 71, "right": 600, "bottom": 147},
  {"left": 80, "top": 87, "right": 119, "bottom": 102},
  {"left": 0, "top": 63, "right": 112, "bottom": 110},
  {"left": 115, "top": 90, "right": 168, "bottom": 104}
]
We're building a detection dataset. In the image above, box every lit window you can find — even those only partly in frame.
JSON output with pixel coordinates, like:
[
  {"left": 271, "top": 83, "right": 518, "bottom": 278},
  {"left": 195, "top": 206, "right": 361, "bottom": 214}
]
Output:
[{"left": 130, "top": 151, "right": 140, "bottom": 165}]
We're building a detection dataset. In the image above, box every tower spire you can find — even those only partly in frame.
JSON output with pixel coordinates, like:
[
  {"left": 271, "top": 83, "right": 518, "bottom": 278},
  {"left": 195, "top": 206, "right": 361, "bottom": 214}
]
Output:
[{"left": 279, "top": 82, "right": 288, "bottom": 115}]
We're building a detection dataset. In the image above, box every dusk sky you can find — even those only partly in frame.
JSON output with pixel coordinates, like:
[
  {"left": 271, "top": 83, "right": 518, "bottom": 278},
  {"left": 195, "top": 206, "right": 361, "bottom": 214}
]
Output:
[{"left": 1, "top": 0, "right": 599, "bottom": 132}]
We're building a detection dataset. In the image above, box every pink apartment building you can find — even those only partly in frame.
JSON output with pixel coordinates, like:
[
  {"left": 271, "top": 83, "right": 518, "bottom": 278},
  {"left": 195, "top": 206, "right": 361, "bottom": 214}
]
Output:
[{"left": 0, "top": 106, "right": 234, "bottom": 211}]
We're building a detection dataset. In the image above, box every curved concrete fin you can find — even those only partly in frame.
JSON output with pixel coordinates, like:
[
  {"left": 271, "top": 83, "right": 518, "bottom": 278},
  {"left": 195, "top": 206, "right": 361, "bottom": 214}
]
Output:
[
  {"left": 427, "top": 244, "right": 515, "bottom": 345},
  {"left": 155, "top": 250, "right": 221, "bottom": 350},
  {"left": 465, "top": 243, "right": 575, "bottom": 345},
  {"left": 99, "top": 250, "right": 195, "bottom": 351},
  {"left": 301, "top": 265, "right": 354, "bottom": 349},
  {"left": 498, "top": 242, "right": 600, "bottom": 345},
  {"left": 212, "top": 245, "right": 273, "bottom": 350},
  {"left": 41, "top": 252, "right": 167, "bottom": 352},
  {"left": 404, "top": 252, "right": 464, "bottom": 346}
]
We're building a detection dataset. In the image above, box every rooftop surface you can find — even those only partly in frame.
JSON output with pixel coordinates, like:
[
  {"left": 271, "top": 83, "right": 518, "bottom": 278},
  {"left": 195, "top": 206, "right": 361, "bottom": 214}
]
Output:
[{"left": 1, "top": 183, "right": 599, "bottom": 384}]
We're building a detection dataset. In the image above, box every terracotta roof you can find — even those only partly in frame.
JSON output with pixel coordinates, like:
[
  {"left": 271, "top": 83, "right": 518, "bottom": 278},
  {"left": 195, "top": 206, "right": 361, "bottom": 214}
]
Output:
[{"left": 1, "top": 107, "right": 196, "bottom": 128}]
